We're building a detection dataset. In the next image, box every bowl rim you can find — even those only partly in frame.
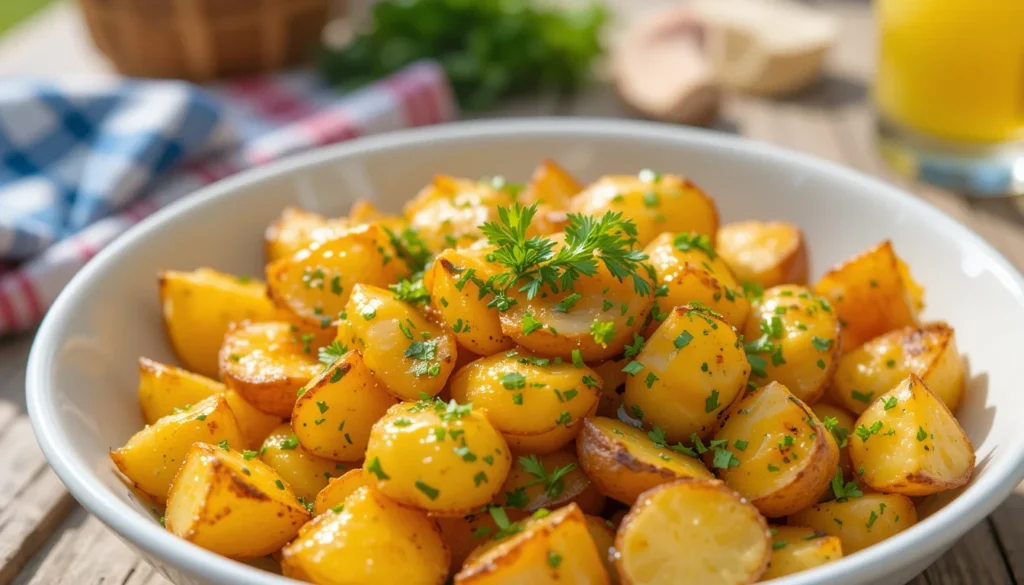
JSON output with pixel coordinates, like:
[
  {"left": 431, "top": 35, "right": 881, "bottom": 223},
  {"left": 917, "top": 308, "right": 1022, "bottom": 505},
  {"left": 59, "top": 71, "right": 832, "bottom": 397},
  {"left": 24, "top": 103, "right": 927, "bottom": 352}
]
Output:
[{"left": 27, "top": 117, "right": 1024, "bottom": 585}]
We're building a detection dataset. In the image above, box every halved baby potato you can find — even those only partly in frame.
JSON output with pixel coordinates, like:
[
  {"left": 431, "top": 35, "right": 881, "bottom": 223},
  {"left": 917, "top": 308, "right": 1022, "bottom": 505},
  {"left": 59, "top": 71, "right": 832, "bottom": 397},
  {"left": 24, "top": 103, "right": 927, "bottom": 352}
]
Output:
[
  {"left": 848, "top": 374, "right": 974, "bottom": 496},
  {"left": 622, "top": 305, "right": 750, "bottom": 442},
  {"left": 716, "top": 220, "right": 808, "bottom": 288},
  {"left": 159, "top": 268, "right": 278, "bottom": 378},
  {"left": 710, "top": 381, "right": 839, "bottom": 517},
  {"left": 137, "top": 357, "right": 223, "bottom": 424},
  {"left": 811, "top": 402, "right": 856, "bottom": 482},
  {"left": 261, "top": 423, "right": 347, "bottom": 502},
  {"left": 576, "top": 417, "right": 713, "bottom": 505},
  {"left": 616, "top": 479, "right": 771, "bottom": 585},
  {"left": 223, "top": 389, "right": 285, "bottom": 449},
  {"left": 828, "top": 322, "right": 965, "bottom": 414},
  {"left": 787, "top": 493, "right": 917, "bottom": 554},
  {"left": 282, "top": 485, "right": 450, "bottom": 585},
  {"left": 313, "top": 468, "right": 373, "bottom": 516},
  {"left": 584, "top": 515, "right": 619, "bottom": 585},
  {"left": 404, "top": 175, "right": 517, "bottom": 253},
  {"left": 165, "top": 442, "right": 309, "bottom": 559},
  {"left": 264, "top": 207, "right": 349, "bottom": 264},
  {"left": 219, "top": 321, "right": 321, "bottom": 417},
  {"left": 436, "top": 512, "right": 501, "bottom": 571},
  {"left": 762, "top": 525, "right": 843, "bottom": 580},
  {"left": 497, "top": 449, "right": 605, "bottom": 516},
  {"left": 519, "top": 158, "right": 582, "bottom": 209}
]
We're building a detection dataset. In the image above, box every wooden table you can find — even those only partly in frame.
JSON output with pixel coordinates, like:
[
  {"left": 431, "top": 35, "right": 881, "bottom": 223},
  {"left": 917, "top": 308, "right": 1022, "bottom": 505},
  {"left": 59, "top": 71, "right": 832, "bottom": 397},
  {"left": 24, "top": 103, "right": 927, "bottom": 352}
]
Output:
[{"left": 2, "top": 1, "right": 1024, "bottom": 583}]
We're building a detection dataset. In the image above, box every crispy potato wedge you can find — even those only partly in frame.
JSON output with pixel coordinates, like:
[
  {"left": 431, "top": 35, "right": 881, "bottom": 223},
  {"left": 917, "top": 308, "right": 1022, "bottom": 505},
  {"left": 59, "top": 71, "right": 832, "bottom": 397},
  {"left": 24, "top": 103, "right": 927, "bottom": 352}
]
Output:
[
  {"left": 264, "top": 207, "right": 349, "bottom": 264},
  {"left": 437, "top": 512, "right": 501, "bottom": 571},
  {"left": 219, "top": 321, "right": 321, "bottom": 417},
  {"left": 811, "top": 403, "right": 856, "bottom": 482},
  {"left": 137, "top": 357, "right": 223, "bottom": 424},
  {"left": 222, "top": 390, "right": 284, "bottom": 449},
  {"left": 716, "top": 220, "right": 808, "bottom": 288},
  {"left": 292, "top": 349, "right": 398, "bottom": 461},
  {"left": 364, "top": 401, "right": 512, "bottom": 515},
  {"left": 110, "top": 394, "right": 245, "bottom": 503},
  {"left": 261, "top": 423, "right": 347, "bottom": 502},
  {"left": 829, "top": 322, "right": 965, "bottom": 414},
  {"left": 519, "top": 159, "right": 582, "bottom": 209},
  {"left": 576, "top": 417, "right": 713, "bottom": 505},
  {"left": 592, "top": 358, "right": 627, "bottom": 418},
  {"left": 813, "top": 241, "right": 922, "bottom": 351},
  {"left": 456, "top": 503, "right": 609, "bottom": 585},
  {"left": 743, "top": 285, "right": 842, "bottom": 405},
  {"left": 282, "top": 485, "right": 450, "bottom": 585},
  {"left": 644, "top": 231, "right": 749, "bottom": 330},
  {"left": 569, "top": 173, "right": 719, "bottom": 248},
  {"left": 848, "top": 375, "right": 974, "bottom": 496},
  {"left": 761, "top": 525, "right": 843, "bottom": 580},
  {"left": 710, "top": 381, "right": 839, "bottom": 517},
  {"left": 165, "top": 443, "right": 309, "bottom": 559},
  {"left": 584, "top": 515, "right": 619, "bottom": 585},
  {"left": 616, "top": 479, "right": 770, "bottom": 585},
  {"left": 159, "top": 268, "right": 278, "bottom": 378},
  {"left": 404, "top": 175, "right": 517, "bottom": 253},
  {"left": 313, "top": 468, "right": 373, "bottom": 516},
  {"left": 787, "top": 493, "right": 917, "bottom": 554},
  {"left": 497, "top": 449, "right": 605, "bottom": 516},
  {"left": 623, "top": 306, "right": 750, "bottom": 442},
  {"left": 448, "top": 351, "right": 601, "bottom": 454}
]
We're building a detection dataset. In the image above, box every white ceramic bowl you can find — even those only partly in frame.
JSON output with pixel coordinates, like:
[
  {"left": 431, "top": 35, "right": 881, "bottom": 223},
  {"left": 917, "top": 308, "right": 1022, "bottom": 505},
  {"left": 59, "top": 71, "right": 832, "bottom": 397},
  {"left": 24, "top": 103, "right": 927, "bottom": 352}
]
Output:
[{"left": 27, "top": 119, "right": 1024, "bottom": 585}]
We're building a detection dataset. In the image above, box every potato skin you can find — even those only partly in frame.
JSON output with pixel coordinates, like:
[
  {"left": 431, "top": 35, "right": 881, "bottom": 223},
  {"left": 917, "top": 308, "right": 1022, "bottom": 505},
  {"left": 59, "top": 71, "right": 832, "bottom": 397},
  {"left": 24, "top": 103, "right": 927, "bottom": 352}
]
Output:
[
  {"left": 159, "top": 268, "right": 278, "bottom": 378},
  {"left": 743, "top": 285, "right": 841, "bottom": 405},
  {"left": 404, "top": 175, "right": 517, "bottom": 253},
  {"left": 576, "top": 417, "right": 713, "bottom": 505},
  {"left": 282, "top": 485, "right": 450, "bottom": 585},
  {"left": 165, "top": 443, "right": 309, "bottom": 559},
  {"left": 313, "top": 469, "right": 372, "bottom": 516},
  {"left": 762, "top": 525, "right": 843, "bottom": 580},
  {"left": 137, "top": 357, "right": 223, "bottom": 424},
  {"left": 261, "top": 423, "right": 346, "bottom": 502},
  {"left": 710, "top": 381, "right": 839, "bottom": 517},
  {"left": 848, "top": 374, "right": 974, "bottom": 496},
  {"left": 110, "top": 394, "right": 245, "bottom": 504},
  {"left": 496, "top": 449, "right": 605, "bottom": 516},
  {"left": 716, "top": 220, "right": 808, "bottom": 288},
  {"left": 616, "top": 479, "right": 770, "bottom": 585},
  {"left": 787, "top": 493, "right": 917, "bottom": 554},
  {"left": 622, "top": 306, "right": 750, "bottom": 442}
]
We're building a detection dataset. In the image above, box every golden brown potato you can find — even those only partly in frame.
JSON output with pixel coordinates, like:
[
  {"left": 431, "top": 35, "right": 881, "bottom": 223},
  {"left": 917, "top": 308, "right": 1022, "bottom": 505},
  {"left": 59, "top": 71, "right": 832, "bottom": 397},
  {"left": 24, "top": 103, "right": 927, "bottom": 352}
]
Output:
[
  {"left": 364, "top": 400, "right": 512, "bottom": 515},
  {"left": 813, "top": 241, "right": 922, "bottom": 351},
  {"left": 592, "top": 358, "right": 627, "bottom": 418},
  {"left": 848, "top": 374, "right": 974, "bottom": 496},
  {"left": 337, "top": 284, "right": 458, "bottom": 400},
  {"left": 137, "top": 357, "right": 223, "bottom": 424},
  {"left": 616, "top": 479, "right": 770, "bottom": 585},
  {"left": 743, "top": 285, "right": 842, "bottom": 405},
  {"left": 404, "top": 175, "right": 517, "bottom": 253},
  {"left": 787, "top": 493, "right": 917, "bottom": 554},
  {"left": 448, "top": 351, "right": 601, "bottom": 454},
  {"left": 219, "top": 321, "right": 321, "bottom": 417},
  {"left": 436, "top": 512, "right": 501, "bottom": 571},
  {"left": 497, "top": 449, "right": 605, "bottom": 516},
  {"left": 313, "top": 468, "right": 372, "bottom": 516},
  {"left": 828, "top": 322, "right": 965, "bottom": 414},
  {"left": 710, "top": 381, "right": 839, "bottom": 517},
  {"left": 584, "top": 515, "right": 619, "bottom": 585},
  {"left": 347, "top": 199, "right": 405, "bottom": 232},
  {"left": 456, "top": 503, "right": 610, "bottom": 585},
  {"left": 644, "top": 231, "right": 749, "bottom": 330},
  {"left": 569, "top": 172, "right": 719, "bottom": 248},
  {"left": 222, "top": 389, "right": 284, "bottom": 449},
  {"left": 261, "top": 423, "right": 347, "bottom": 502},
  {"left": 576, "top": 417, "right": 713, "bottom": 505},
  {"left": 716, "top": 220, "right": 809, "bottom": 288},
  {"left": 811, "top": 403, "right": 856, "bottom": 482},
  {"left": 159, "top": 268, "right": 278, "bottom": 378},
  {"left": 519, "top": 159, "right": 582, "bottom": 209},
  {"left": 622, "top": 305, "right": 750, "bottom": 442},
  {"left": 292, "top": 349, "right": 397, "bottom": 461},
  {"left": 264, "top": 207, "right": 349, "bottom": 264},
  {"left": 110, "top": 394, "right": 245, "bottom": 503},
  {"left": 282, "top": 485, "right": 450, "bottom": 585},
  {"left": 761, "top": 525, "right": 843, "bottom": 580},
  {"left": 165, "top": 442, "right": 309, "bottom": 559}
]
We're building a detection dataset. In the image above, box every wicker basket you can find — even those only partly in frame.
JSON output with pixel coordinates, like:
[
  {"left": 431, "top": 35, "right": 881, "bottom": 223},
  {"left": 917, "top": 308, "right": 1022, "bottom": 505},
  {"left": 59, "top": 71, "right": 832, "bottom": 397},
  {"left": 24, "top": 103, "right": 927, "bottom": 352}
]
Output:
[{"left": 79, "top": 0, "right": 337, "bottom": 81}]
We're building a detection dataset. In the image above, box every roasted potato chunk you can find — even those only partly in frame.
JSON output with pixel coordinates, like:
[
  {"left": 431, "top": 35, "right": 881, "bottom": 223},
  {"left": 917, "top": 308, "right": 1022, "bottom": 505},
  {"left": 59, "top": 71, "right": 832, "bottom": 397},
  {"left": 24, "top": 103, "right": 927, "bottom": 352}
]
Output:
[
  {"left": 762, "top": 525, "right": 843, "bottom": 580},
  {"left": 261, "top": 423, "right": 346, "bottom": 502},
  {"left": 264, "top": 207, "right": 349, "bottom": 263},
  {"left": 137, "top": 357, "right": 223, "bottom": 424},
  {"left": 616, "top": 479, "right": 770, "bottom": 585},
  {"left": 716, "top": 220, "right": 808, "bottom": 288},
  {"left": 813, "top": 241, "right": 922, "bottom": 351},
  {"left": 337, "top": 284, "right": 457, "bottom": 400},
  {"left": 292, "top": 349, "right": 397, "bottom": 461},
  {"left": 743, "top": 285, "right": 841, "bottom": 405},
  {"left": 219, "top": 321, "right": 321, "bottom": 417},
  {"left": 165, "top": 443, "right": 309, "bottom": 559},
  {"left": 592, "top": 358, "right": 627, "bottom": 418},
  {"left": 569, "top": 172, "right": 718, "bottom": 248},
  {"left": 223, "top": 389, "right": 284, "bottom": 449},
  {"left": 520, "top": 159, "right": 582, "bottom": 209},
  {"left": 313, "top": 468, "right": 372, "bottom": 516},
  {"left": 456, "top": 503, "right": 609, "bottom": 585},
  {"left": 828, "top": 322, "right": 965, "bottom": 414},
  {"left": 848, "top": 375, "right": 974, "bottom": 496},
  {"left": 282, "top": 485, "right": 450, "bottom": 585},
  {"left": 787, "top": 493, "right": 917, "bottom": 554},
  {"left": 110, "top": 394, "right": 245, "bottom": 503},
  {"left": 497, "top": 449, "right": 605, "bottom": 516},
  {"left": 448, "top": 351, "right": 601, "bottom": 454},
  {"left": 622, "top": 306, "right": 750, "bottom": 442},
  {"left": 405, "top": 175, "right": 517, "bottom": 252},
  {"left": 159, "top": 268, "right": 277, "bottom": 378},
  {"left": 710, "top": 381, "right": 839, "bottom": 517},
  {"left": 364, "top": 400, "right": 512, "bottom": 515},
  {"left": 644, "top": 231, "right": 749, "bottom": 330},
  {"left": 437, "top": 512, "right": 501, "bottom": 570},
  {"left": 811, "top": 403, "right": 856, "bottom": 482},
  {"left": 584, "top": 515, "right": 619, "bottom": 584}
]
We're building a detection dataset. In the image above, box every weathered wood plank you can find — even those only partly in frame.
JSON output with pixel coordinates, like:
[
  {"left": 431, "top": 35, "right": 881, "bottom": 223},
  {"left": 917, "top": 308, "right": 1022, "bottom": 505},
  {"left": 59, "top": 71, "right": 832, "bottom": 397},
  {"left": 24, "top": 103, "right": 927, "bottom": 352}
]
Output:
[
  {"left": 989, "top": 492, "right": 1024, "bottom": 584},
  {"left": 0, "top": 465, "right": 74, "bottom": 585}
]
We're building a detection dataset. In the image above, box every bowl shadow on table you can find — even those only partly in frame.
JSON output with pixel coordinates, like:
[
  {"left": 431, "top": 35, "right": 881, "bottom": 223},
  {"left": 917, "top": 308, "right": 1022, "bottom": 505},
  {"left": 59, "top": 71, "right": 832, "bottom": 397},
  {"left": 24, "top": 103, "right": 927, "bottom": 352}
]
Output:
[{"left": 769, "top": 73, "right": 868, "bottom": 109}]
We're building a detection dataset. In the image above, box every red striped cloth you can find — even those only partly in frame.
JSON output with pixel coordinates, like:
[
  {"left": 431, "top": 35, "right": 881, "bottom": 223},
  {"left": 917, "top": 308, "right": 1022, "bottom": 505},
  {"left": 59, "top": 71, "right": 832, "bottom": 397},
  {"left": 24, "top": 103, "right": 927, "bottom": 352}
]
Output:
[{"left": 0, "top": 61, "right": 457, "bottom": 334}]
